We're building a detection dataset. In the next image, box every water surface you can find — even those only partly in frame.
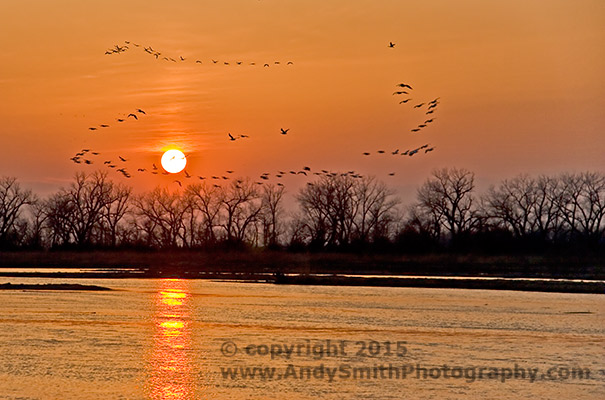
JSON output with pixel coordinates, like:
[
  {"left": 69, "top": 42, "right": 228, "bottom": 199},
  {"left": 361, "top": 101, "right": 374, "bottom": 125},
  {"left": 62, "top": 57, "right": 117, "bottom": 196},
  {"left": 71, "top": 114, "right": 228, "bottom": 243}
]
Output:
[{"left": 0, "top": 278, "right": 603, "bottom": 399}]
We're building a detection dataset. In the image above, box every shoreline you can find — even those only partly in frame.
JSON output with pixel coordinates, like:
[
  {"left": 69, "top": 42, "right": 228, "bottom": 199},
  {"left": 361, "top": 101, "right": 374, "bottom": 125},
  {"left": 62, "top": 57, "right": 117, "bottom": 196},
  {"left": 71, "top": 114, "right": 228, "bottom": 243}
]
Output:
[
  {"left": 1, "top": 270, "right": 603, "bottom": 294},
  {"left": 1, "top": 250, "right": 603, "bottom": 294},
  {"left": 0, "top": 283, "right": 112, "bottom": 291}
]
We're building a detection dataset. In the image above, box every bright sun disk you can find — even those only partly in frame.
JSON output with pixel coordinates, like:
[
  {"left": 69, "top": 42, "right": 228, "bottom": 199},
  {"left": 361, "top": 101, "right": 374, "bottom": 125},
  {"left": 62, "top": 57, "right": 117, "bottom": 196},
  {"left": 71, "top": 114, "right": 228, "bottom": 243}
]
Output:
[{"left": 161, "top": 149, "right": 187, "bottom": 173}]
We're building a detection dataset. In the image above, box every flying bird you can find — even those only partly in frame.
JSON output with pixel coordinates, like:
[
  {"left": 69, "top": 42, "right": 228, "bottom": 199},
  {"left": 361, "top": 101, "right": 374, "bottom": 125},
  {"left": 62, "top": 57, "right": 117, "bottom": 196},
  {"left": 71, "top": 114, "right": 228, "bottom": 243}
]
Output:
[
  {"left": 136, "top": 109, "right": 146, "bottom": 114},
  {"left": 127, "top": 113, "right": 138, "bottom": 120},
  {"left": 388, "top": 42, "right": 396, "bottom": 48},
  {"left": 414, "top": 103, "right": 424, "bottom": 108},
  {"left": 399, "top": 99, "right": 411, "bottom": 104},
  {"left": 228, "top": 133, "right": 236, "bottom": 141},
  {"left": 174, "top": 180, "right": 182, "bottom": 187},
  {"left": 89, "top": 127, "right": 97, "bottom": 131},
  {"left": 280, "top": 128, "right": 289, "bottom": 135},
  {"left": 397, "top": 83, "right": 413, "bottom": 89},
  {"left": 119, "top": 156, "right": 127, "bottom": 162}
]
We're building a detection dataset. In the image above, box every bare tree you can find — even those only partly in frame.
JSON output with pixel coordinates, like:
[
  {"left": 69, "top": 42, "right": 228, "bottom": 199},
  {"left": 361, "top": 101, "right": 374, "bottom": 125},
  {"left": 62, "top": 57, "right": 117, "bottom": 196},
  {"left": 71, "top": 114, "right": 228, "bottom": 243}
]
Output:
[
  {"left": 416, "top": 167, "right": 478, "bottom": 241},
  {"left": 297, "top": 174, "right": 398, "bottom": 248},
  {"left": 101, "top": 183, "right": 131, "bottom": 247},
  {"left": 185, "top": 182, "right": 223, "bottom": 245},
  {"left": 220, "top": 178, "right": 263, "bottom": 244},
  {"left": 260, "top": 184, "right": 286, "bottom": 247},
  {"left": 0, "top": 177, "right": 34, "bottom": 247},
  {"left": 353, "top": 176, "right": 399, "bottom": 242},
  {"left": 483, "top": 174, "right": 561, "bottom": 240},
  {"left": 555, "top": 172, "right": 605, "bottom": 243},
  {"left": 134, "top": 187, "right": 191, "bottom": 248}
]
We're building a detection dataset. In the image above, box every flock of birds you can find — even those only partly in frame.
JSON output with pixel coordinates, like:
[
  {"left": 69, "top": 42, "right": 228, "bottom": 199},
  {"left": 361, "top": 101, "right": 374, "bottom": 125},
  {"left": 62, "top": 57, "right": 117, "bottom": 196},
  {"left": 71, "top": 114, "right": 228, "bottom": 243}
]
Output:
[
  {"left": 105, "top": 41, "right": 294, "bottom": 68},
  {"left": 70, "top": 40, "right": 443, "bottom": 186},
  {"left": 361, "top": 81, "right": 440, "bottom": 158},
  {"left": 70, "top": 147, "right": 376, "bottom": 186},
  {"left": 87, "top": 108, "right": 147, "bottom": 133}
]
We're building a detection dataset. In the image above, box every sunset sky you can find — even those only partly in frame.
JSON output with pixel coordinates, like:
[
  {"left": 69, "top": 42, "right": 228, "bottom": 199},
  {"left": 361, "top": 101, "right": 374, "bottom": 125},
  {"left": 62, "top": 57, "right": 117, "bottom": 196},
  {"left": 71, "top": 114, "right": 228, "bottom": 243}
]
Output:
[{"left": 1, "top": 0, "right": 603, "bottom": 202}]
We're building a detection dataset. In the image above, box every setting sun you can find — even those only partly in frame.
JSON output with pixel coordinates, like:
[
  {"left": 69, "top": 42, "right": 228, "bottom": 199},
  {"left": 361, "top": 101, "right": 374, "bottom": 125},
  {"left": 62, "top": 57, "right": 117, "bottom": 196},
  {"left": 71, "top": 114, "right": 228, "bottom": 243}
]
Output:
[{"left": 161, "top": 150, "right": 187, "bottom": 174}]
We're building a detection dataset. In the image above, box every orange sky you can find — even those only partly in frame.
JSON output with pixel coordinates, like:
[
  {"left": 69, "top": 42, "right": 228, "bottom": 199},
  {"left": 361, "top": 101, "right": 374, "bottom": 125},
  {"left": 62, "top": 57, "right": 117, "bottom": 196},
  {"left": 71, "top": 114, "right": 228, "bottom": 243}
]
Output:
[{"left": 1, "top": 0, "right": 603, "bottom": 201}]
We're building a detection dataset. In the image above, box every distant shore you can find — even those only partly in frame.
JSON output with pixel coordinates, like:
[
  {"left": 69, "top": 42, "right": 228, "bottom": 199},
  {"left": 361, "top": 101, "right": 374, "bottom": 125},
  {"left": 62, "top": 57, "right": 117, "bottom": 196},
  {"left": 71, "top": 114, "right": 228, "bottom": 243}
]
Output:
[{"left": 0, "top": 250, "right": 603, "bottom": 294}]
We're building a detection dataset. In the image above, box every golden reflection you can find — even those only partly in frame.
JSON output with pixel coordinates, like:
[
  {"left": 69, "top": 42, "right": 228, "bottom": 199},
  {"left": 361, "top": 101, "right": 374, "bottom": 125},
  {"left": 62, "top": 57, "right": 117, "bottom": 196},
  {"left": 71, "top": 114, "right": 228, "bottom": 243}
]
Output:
[{"left": 147, "top": 279, "right": 195, "bottom": 400}]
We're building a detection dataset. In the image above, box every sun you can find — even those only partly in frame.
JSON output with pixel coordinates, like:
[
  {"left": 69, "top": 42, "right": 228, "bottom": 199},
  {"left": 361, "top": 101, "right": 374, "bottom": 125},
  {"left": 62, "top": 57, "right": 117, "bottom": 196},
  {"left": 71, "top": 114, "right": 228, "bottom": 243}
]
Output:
[{"left": 161, "top": 149, "right": 187, "bottom": 174}]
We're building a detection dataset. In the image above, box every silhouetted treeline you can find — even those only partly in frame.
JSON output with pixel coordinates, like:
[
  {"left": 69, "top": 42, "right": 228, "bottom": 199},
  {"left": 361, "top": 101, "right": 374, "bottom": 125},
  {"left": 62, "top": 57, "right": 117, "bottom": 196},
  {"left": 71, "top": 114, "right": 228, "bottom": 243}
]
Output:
[{"left": 1, "top": 168, "right": 604, "bottom": 254}]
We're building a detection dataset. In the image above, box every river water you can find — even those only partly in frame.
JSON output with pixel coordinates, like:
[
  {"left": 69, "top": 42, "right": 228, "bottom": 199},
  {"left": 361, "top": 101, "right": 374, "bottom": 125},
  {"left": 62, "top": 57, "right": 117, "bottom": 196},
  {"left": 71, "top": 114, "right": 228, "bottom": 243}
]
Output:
[{"left": 0, "top": 278, "right": 603, "bottom": 399}]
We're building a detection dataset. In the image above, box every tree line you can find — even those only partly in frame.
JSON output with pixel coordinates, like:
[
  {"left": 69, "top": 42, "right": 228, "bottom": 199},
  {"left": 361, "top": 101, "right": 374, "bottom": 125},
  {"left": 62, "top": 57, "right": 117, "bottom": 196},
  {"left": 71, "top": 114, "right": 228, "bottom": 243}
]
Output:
[{"left": 1, "top": 168, "right": 604, "bottom": 253}]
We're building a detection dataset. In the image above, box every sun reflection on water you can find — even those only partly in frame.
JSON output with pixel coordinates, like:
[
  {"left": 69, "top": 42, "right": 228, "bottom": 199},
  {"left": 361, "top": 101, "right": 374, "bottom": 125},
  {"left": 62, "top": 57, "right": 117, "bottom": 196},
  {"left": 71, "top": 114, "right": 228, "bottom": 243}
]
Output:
[{"left": 147, "top": 279, "right": 195, "bottom": 400}]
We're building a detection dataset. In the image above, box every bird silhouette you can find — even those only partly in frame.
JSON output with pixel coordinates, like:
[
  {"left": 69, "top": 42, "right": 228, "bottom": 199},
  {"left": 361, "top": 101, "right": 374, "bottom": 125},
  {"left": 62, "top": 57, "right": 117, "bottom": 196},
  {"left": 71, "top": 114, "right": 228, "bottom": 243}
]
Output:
[
  {"left": 388, "top": 42, "right": 396, "bottom": 48},
  {"left": 136, "top": 109, "right": 146, "bottom": 114},
  {"left": 89, "top": 127, "right": 97, "bottom": 131},
  {"left": 152, "top": 163, "right": 158, "bottom": 170},
  {"left": 100, "top": 124, "right": 109, "bottom": 128},
  {"left": 264, "top": 63, "right": 269, "bottom": 67},
  {"left": 414, "top": 103, "right": 424, "bottom": 108},
  {"left": 119, "top": 156, "right": 127, "bottom": 162},
  {"left": 411, "top": 128, "right": 420, "bottom": 132},
  {"left": 399, "top": 99, "right": 411, "bottom": 104},
  {"left": 393, "top": 91, "right": 408, "bottom": 95},
  {"left": 280, "top": 128, "right": 289, "bottom": 135},
  {"left": 426, "top": 110, "right": 434, "bottom": 115},
  {"left": 174, "top": 180, "right": 182, "bottom": 187},
  {"left": 425, "top": 119, "right": 434, "bottom": 123},
  {"left": 228, "top": 133, "right": 236, "bottom": 141},
  {"left": 397, "top": 83, "right": 413, "bottom": 89},
  {"left": 127, "top": 113, "right": 138, "bottom": 120}
]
